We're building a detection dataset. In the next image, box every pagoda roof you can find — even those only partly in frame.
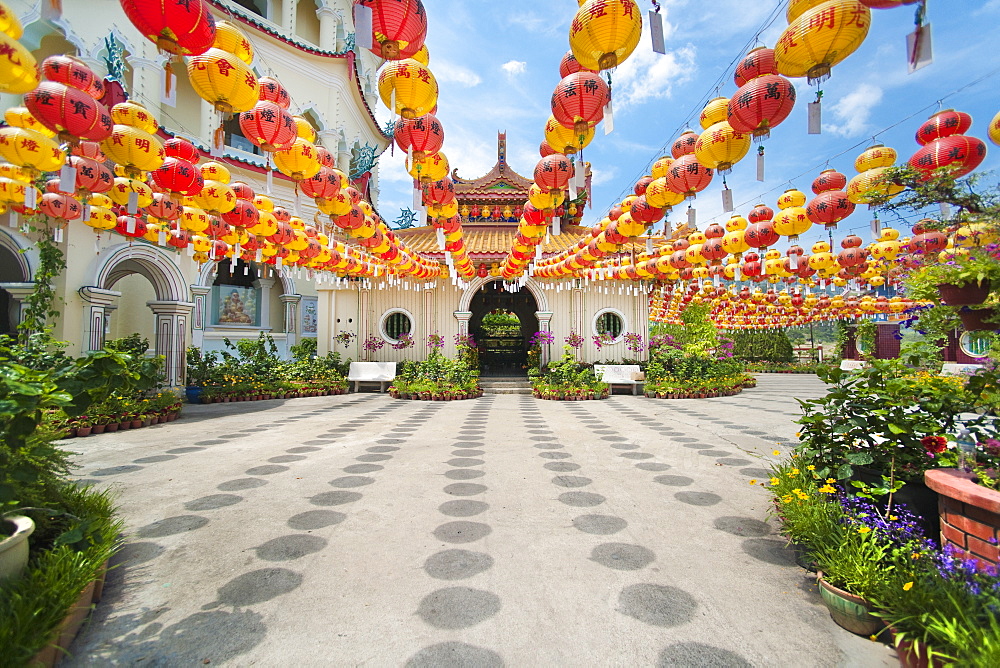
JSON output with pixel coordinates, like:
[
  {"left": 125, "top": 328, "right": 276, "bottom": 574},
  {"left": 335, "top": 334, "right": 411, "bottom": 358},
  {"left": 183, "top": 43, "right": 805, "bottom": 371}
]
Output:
[
  {"left": 395, "top": 223, "right": 650, "bottom": 259},
  {"left": 452, "top": 132, "right": 533, "bottom": 198}
]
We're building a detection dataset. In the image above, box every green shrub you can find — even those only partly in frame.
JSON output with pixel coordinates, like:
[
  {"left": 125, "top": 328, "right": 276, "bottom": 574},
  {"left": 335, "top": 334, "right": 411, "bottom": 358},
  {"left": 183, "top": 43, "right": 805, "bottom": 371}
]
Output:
[{"left": 730, "top": 329, "right": 794, "bottom": 363}]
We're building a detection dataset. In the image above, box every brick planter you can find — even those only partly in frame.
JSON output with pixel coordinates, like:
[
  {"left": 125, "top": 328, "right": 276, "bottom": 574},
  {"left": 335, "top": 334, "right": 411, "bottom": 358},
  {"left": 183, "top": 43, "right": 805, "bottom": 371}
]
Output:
[{"left": 925, "top": 468, "right": 1000, "bottom": 569}]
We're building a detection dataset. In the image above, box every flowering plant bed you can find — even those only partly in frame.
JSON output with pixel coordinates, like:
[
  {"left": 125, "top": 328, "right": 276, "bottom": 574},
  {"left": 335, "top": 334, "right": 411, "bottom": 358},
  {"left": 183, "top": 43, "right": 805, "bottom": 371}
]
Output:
[
  {"left": 532, "top": 385, "right": 609, "bottom": 401},
  {"left": 530, "top": 347, "right": 609, "bottom": 401}
]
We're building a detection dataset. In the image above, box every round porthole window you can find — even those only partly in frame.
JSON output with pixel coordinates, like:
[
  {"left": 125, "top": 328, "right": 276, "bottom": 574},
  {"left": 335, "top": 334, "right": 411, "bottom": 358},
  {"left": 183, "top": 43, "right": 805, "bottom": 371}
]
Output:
[
  {"left": 960, "top": 331, "right": 992, "bottom": 358},
  {"left": 593, "top": 309, "right": 625, "bottom": 342},
  {"left": 380, "top": 309, "right": 413, "bottom": 343}
]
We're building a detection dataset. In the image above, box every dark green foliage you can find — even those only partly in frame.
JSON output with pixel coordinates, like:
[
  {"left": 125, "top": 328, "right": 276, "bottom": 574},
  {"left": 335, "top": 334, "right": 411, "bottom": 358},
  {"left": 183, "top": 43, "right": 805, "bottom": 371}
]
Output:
[{"left": 729, "top": 329, "right": 794, "bottom": 363}]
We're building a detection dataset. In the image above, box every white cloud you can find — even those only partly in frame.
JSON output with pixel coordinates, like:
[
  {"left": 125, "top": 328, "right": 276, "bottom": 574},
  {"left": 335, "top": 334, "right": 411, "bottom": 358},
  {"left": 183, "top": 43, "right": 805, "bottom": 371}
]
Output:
[
  {"left": 589, "top": 166, "right": 618, "bottom": 187},
  {"left": 611, "top": 39, "right": 697, "bottom": 110},
  {"left": 433, "top": 61, "right": 482, "bottom": 88},
  {"left": 823, "top": 83, "right": 884, "bottom": 137},
  {"left": 501, "top": 60, "right": 527, "bottom": 78}
]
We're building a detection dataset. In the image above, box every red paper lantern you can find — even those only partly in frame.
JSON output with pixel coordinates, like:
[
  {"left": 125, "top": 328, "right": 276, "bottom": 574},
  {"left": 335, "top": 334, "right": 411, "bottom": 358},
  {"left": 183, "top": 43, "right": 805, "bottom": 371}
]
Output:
[
  {"left": 167, "top": 229, "right": 191, "bottom": 248},
  {"left": 221, "top": 198, "right": 259, "bottom": 229},
  {"left": 812, "top": 168, "right": 847, "bottom": 193},
  {"left": 119, "top": 0, "right": 217, "bottom": 56},
  {"left": 69, "top": 155, "right": 113, "bottom": 194},
  {"left": 807, "top": 190, "right": 855, "bottom": 229},
  {"left": 355, "top": 0, "right": 428, "bottom": 60},
  {"left": 909, "top": 135, "right": 987, "bottom": 179},
  {"left": 534, "top": 154, "right": 573, "bottom": 192},
  {"left": 256, "top": 76, "right": 290, "bottom": 108},
  {"left": 666, "top": 154, "right": 713, "bottom": 199},
  {"left": 734, "top": 47, "right": 778, "bottom": 86},
  {"left": 522, "top": 202, "right": 546, "bottom": 225},
  {"left": 40, "top": 191, "right": 82, "bottom": 221},
  {"left": 268, "top": 221, "right": 294, "bottom": 245},
  {"left": 41, "top": 55, "right": 100, "bottom": 96},
  {"left": 634, "top": 176, "right": 653, "bottom": 195},
  {"left": 300, "top": 166, "right": 342, "bottom": 201},
  {"left": 539, "top": 141, "right": 556, "bottom": 158},
  {"left": 423, "top": 177, "right": 455, "bottom": 206},
  {"left": 164, "top": 137, "right": 200, "bottom": 162},
  {"left": 559, "top": 51, "right": 594, "bottom": 77},
  {"left": 231, "top": 182, "right": 255, "bottom": 200},
  {"left": 147, "top": 192, "right": 181, "bottom": 221},
  {"left": 727, "top": 75, "right": 796, "bottom": 139},
  {"left": 550, "top": 71, "right": 609, "bottom": 134},
  {"left": 916, "top": 109, "right": 973, "bottom": 145},
  {"left": 335, "top": 205, "right": 365, "bottom": 231},
  {"left": 115, "top": 213, "right": 147, "bottom": 238},
  {"left": 671, "top": 131, "right": 698, "bottom": 158},
  {"left": 748, "top": 203, "right": 774, "bottom": 223},
  {"left": 629, "top": 195, "right": 665, "bottom": 224},
  {"left": 151, "top": 156, "right": 203, "bottom": 195},
  {"left": 24, "top": 82, "right": 113, "bottom": 142},
  {"left": 240, "top": 101, "right": 296, "bottom": 152},
  {"left": 393, "top": 113, "right": 444, "bottom": 160},
  {"left": 745, "top": 221, "right": 779, "bottom": 248}
]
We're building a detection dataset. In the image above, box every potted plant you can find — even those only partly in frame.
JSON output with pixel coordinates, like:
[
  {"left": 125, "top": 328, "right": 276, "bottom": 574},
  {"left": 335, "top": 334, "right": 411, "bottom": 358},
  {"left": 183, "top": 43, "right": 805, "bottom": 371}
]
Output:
[
  {"left": 75, "top": 417, "right": 93, "bottom": 438},
  {"left": 0, "top": 514, "right": 35, "bottom": 580}
]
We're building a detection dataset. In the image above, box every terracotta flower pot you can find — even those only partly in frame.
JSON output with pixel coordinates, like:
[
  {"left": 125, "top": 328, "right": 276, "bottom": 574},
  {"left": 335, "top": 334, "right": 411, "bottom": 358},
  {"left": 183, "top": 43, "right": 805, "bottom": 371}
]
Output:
[
  {"left": 937, "top": 280, "right": 991, "bottom": 306},
  {"left": 130, "top": 419, "right": 143, "bottom": 429},
  {"left": 817, "top": 576, "right": 883, "bottom": 637},
  {"left": 105, "top": 423, "right": 119, "bottom": 433},
  {"left": 891, "top": 628, "right": 948, "bottom": 668},
  {"left": 77, "top": 426, "right": 93, "bottom": 437},
  {"left": 92, "top": 424, "right": 106, "bottom": 434}
]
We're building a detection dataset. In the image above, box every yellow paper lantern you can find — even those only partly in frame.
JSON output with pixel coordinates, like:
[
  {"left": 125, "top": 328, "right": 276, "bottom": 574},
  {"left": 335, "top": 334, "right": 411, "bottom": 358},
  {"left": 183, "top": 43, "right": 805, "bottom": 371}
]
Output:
[
  {"left": 5, "top": 106, "right": 55, "bottom": 138},
  {"left": 180, "top": 206, "right": 211, "bottom": 233},
  {"left": 847, "top": 167, "right": 904, "bottom": 204},
  {"left": 84, "top": 205, "right": 117, "bottom": 231},
  {"left": 101, "top": 125, "right": 164, "bottom": 174},
  {"left": 544, "top": 116, "right": 594, "bottom": 155},
  {"left": 274, "top": 137, "right": 322, "bottom": 181},
  {"left": 651, "top": 157, "right": 673, "bottom": 179},
  {"left": 854, "top": 144, "right": 896, "bottom": 172},
  {"left": 694, "top": 121, "right": 751, "bottom": 173},
  {"left": 989, "top": 110, "right": 1000, "bottom": 147},
  {"left": 0, "top": 3, "right": 23, "bottom": 39},
  {"left": 775, "top": 0, "right": 871, "bottom": 83},
  {"left": 411, "top": 45, "right": 430, "bottom": 65},
  {"left": 777, "top": 188, "right": 807, "bottom": 209},
  {"left": 111, "top": 101, "right": 159, "bottom": 134},
  {"left": 0, "top": 32, "right": 37, "bottom": 94},
  {"left": 644, "top": 177, "right": 686, "bottom": 209},
  {"left": 292, "top": 116, "right": 318, "bottom": 142},
  {"left": 109, "top": 177, "right": 153, "bottom": 209},
  {"left": 201, "top": 161, "right": 232, "bottom": 183},
  {"left": 699, "top": 97, "right": 730, "bottom": 129},
  {"left": 213, "top": 20, "right": 254, "bottom": 64},
  {"left": 194, "top": 180, "right": 236, "bottom": 214},
  {"left": 406, "top": 151, "right": 449, "bottom": 183},
  {"left": 0, "top": 127, "right": 65, "bottom": 173},
  {"left": 0, "top": 163, "right": 32, "bottom": 182},
  {"left": 250, "top": 210, "right": 278, "bottom": 237},
  {"left": 187, "top": 48, "right": 259, "bottom": 113},
  {"left": 569, "top": 0, "right": 643, "bottom": 71},
  {"left": 786, "top": 0, "right": 828, "bottom": 22},
  {"left": 377, "top": 59, "right": 438, "bottom": 119}
]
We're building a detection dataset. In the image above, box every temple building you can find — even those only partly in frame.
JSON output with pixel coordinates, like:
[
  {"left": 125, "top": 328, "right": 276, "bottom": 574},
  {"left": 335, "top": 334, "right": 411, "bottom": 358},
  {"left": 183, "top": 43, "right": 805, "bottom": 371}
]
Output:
[
  {"left": 316, "top": 134, "right": 650, "bottom": 373},
  {"left": 0, "top": 0, "right": 389, "bottom": 385}
]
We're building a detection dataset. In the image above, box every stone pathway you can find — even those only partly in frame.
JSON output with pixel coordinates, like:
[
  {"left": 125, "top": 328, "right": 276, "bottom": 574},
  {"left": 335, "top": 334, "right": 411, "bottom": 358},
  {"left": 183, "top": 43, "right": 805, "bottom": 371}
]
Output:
[{"left": 65, "top": 375, "right": 895, "bottom": 666}]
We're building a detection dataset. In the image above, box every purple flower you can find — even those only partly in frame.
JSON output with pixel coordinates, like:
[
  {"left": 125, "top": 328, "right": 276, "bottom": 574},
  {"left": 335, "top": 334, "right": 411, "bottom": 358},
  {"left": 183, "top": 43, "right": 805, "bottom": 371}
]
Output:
[
  {"left": 427, "top": 333, "right": 444, "bottom": 349},
  {"left": 529, "top": 331, "right": 555, "bottom": 347},
  {"left": 565, "top": 331, "right": 585, "bottom": 349}
]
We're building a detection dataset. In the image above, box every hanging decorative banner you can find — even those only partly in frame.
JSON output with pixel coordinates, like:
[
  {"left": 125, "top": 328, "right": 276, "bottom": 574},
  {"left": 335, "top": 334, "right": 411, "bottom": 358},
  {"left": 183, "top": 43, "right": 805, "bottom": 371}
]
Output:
[
  {"left": 603, "top": 99, "right": 614, "bottom": 135},
  {"left": 871, "top": 217, "right": 881, "bottom": 238},
  {"left": 59, "top": 164, "right": 76, "bottom": 193},
  {"left": 939, "top": 202, "right": 951, "bottom": 220},
  {"left": 907, "top": 24, "right": 933, "bottom": 74},
  {"left": 648, "top": 8, "right": 666, "bottom": 55},
  {"left": 756, "top": 145, "right": 765, "bottom": 182},
  {"left": 646, "top": 237, "right": 653, "bottom": 254},
  {"left": 354, "top": 4, "right": 374, "bottom": 50},
  {"left": 552, "top": 216, "right": 561, "bottom": 235},
  {"left": 686, "top": 206, "right": 696, "bottom": 227},
  {"left": 808, "top": 100, "right": 822, "bottom": 135},
  {"left": 721, "top": 187, "right": 734, "bottom": 212}
]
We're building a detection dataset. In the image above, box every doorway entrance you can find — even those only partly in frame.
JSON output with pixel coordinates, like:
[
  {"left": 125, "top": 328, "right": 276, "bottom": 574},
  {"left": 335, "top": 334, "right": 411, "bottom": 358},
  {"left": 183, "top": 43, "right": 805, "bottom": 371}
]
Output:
[{"left": 469, "top": 280, "right": 538, "bottom": 377}]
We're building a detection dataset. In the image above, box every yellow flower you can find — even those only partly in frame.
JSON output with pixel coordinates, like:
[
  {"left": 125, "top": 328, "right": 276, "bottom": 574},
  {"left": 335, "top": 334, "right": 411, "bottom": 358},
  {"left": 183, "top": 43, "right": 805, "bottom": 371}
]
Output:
[
  {"left": 903, "top": 582, "right": 913, "bottom": 591},
  {"left": 782, "top": 495, "right": 793, "bottom": 503},
  {"left": 749, "top": 479, "right": 758, "bottom": 485},
  {"left": 807, "top": 465, "right": 816, "bottom": 471},
  {"left": 769, "top": 477, "right": 780, "bottom": 486},
  {"left": 826, "top": 478, "right": 836, "bottom": 484},
  {"left": 797, "top": 493, "right": 809, "bottom": 500},
  {"left": 819, "top": 485, "right": 837, "bottom": 494},
  {"left": 857, "top": 526, "right": 872, "bottom": 534},
  {"left": 791, "top": 468, "right": 800, "bottom": 475},
  {"left": 773, "top": 450, "right": 781, "bottom": 456}
]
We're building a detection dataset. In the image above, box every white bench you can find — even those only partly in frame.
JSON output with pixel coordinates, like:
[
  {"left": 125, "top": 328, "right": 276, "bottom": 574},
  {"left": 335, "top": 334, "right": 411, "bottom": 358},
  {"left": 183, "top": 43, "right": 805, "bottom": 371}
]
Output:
[
  {"left": 941, "top": 363, "right": 985, "bottom": 376},
  {"left": 347, "top": 362, "right": 396, "bottom": 393},
  {"left": 839, "top": 360, "right": 867, "bottom": 371},
  {"left": 594, "top": 364, "right": 644, "bottom": 395}
]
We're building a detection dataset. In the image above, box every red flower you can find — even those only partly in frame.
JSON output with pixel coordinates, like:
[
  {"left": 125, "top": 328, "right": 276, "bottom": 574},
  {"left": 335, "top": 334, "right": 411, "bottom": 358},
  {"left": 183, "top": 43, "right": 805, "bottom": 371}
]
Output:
[{"left": 921, "top": 435, "right": 948, "bottom": 454}]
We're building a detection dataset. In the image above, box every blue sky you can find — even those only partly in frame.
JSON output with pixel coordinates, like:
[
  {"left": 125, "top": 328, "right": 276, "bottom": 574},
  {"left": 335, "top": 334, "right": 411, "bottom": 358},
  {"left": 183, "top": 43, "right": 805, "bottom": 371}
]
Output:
[{"left": 374, "top": 0, "right": 1000, "bottom": 249}]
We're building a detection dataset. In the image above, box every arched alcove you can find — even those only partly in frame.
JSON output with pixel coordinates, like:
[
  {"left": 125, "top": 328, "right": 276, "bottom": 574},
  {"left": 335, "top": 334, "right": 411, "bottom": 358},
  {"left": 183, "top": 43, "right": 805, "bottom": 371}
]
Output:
[{"left": 468, "top": 280, "right": 540, "bottom": 377}]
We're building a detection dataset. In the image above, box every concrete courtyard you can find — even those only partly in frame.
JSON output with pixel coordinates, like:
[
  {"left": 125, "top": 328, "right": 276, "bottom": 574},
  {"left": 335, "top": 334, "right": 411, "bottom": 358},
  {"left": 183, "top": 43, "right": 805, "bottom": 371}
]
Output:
[{"left": 65, "top": 374, "right": 895, "bottom": 666}]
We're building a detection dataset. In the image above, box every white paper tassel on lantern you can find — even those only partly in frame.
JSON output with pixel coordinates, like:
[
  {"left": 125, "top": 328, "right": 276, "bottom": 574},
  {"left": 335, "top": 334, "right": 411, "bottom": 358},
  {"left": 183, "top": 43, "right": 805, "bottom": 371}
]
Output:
[
  {"left": 603, "top": 99, "right": 614, "bottom": 135},
  {"left": 354, "top": 4, "right": 373, "bottom": 49},
  {"left": 649, "top": 8, "right": 666, "bottom": 54},
  {"left": 59, "top": 164, "right": 76, "bottom": 193},
  {"left": 23, "top": 186, "right": 36, "bottom": 210}
]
